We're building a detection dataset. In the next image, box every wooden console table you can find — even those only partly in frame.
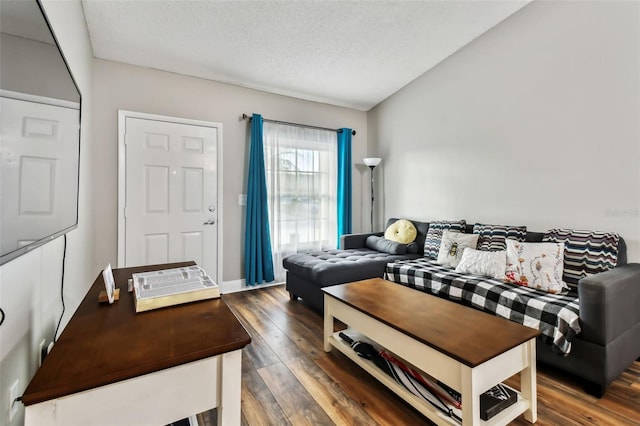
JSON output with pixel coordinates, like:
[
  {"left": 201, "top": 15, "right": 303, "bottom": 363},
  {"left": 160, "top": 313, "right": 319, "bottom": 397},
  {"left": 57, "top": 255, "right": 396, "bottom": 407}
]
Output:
[
  {"left": 323, "top": 278, "right": 540, "bottom": 426},
  {"left": 22, "top": 262, "right": 251, "bottom": 426}
]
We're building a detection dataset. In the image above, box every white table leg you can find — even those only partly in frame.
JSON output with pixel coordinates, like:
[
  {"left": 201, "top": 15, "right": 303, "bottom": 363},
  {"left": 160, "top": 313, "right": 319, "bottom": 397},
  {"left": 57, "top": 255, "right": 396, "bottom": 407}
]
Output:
[
  {"left": 460, "top": 366, "right": 481, "bottom": 426},
  {"left": 521, "top": 338, "right": 537, "bottom": 423},
  {"left": 324, "top": 294, "right": 333, "bottom": 352},
  {"left": 218, "top": 349, "right": 242, "bottom": 426}
]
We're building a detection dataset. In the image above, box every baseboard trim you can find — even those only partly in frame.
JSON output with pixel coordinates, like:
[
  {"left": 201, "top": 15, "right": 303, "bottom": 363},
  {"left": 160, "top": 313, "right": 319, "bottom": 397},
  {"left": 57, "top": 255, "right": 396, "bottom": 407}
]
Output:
[{"left": 221, "top": 279, "right": 284, "bottom": 294}]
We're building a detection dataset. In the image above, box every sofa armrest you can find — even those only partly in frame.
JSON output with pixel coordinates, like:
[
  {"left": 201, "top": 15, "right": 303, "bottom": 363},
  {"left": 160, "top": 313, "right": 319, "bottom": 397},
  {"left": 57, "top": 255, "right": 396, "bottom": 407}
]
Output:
[
  {"left": 578, "top": 263, "right": 640, "bottom": 345},
  {"left": 340, "top": 232, "right": 384, "bottom": 249}
]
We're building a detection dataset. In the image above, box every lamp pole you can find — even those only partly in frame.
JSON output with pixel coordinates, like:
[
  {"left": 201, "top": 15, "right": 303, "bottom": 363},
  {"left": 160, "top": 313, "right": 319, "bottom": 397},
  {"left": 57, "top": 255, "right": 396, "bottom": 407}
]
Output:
[
  {"left": 369, "top": 165, "right": 376, "bottom": 232},
  {"left": 363, "top": 158, "right": 382, "bottom": 232}
]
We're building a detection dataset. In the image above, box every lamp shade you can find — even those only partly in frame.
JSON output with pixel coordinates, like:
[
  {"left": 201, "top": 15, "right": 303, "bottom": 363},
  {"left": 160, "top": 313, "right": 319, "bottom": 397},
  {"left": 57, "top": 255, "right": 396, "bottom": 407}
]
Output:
[{"left": 363, "top": 157, "right": 382, "bottom": 167}]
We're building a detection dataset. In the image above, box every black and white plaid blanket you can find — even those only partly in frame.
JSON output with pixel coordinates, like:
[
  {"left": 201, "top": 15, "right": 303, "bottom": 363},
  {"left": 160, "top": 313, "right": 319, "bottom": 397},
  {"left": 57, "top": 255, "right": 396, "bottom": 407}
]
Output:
[{"left": 385, "top": 258, "right": 581, "bottom": 355}]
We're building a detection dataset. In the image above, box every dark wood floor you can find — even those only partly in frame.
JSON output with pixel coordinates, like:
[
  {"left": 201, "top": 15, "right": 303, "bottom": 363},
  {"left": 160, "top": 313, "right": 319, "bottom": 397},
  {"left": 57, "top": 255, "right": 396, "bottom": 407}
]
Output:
[{"left": 199, "top": 285, "right": 640, "bottom": 425}]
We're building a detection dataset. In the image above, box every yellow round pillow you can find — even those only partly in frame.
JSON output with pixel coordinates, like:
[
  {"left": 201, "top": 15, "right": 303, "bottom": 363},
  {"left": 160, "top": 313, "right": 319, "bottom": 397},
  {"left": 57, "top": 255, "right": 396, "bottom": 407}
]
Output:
[{"left": 384, "top": 219, "right": 417, "bottom": 244}]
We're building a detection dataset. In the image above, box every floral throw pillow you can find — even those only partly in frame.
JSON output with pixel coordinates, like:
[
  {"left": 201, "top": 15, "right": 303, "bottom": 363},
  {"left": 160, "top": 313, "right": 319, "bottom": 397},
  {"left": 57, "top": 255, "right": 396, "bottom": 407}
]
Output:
[
  {"left": 436, "top": 230, "right": 479, "bottom": 268},
  {"left": 505, "top": 240, "right": 568, "bottom": 294}
]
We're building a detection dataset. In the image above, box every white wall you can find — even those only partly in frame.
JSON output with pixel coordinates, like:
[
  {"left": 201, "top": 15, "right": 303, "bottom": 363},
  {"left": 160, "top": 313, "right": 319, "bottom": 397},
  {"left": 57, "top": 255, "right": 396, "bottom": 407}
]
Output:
[
  {"left": 0, "top": 1, "right": 95, "bottom": 425},
  {"left": 92, "top": 59, "right": 368, "bottom": 283},
  {"left": 368, "top": 0, "right": 640, "bottom": 262}
]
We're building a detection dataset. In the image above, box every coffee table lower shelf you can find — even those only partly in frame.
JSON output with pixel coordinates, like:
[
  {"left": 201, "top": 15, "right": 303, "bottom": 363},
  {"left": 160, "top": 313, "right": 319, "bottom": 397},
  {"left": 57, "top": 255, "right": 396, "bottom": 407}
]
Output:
[
  {"left": 323, "top": 289, "right": 538, "bottom": 426},
  {"left": 328, "top": 333, "right": 528, "bottom": 426}
]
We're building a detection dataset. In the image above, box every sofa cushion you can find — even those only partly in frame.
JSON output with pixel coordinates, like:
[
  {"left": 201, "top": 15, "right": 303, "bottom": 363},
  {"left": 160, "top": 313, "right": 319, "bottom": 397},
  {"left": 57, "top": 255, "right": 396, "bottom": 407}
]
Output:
[
  {"left": 283, "top": 249, "right": 419, "bottom": 287},
  {"left": 406, "top": 242, "right": 420, "bottom": 254},
  {"left": 366, "top": 235, "right": 407, "bottom": 255},
  {"left": 424, "top": 220, "right": 466, "bottom": 260},
  {"left": 385, "top": 258, "right": 580, "bottom": 355},
  {"left": 436, "top": 230, "right": 479, "bottom": 268},
  {"left": 384, "top": 219, "right": 417, "bottom": 244},
  {"left": 473, "top": 223, "right": 527, "bottom": 251},
  {"left": 542, "top": 228, "right": 620, "bottom": 287},
  {"left": 455, "top": 247, "right": 506, "bottom": 279},
  {"left": 504, "top": 240, "right": 569, "bottom": 294}
]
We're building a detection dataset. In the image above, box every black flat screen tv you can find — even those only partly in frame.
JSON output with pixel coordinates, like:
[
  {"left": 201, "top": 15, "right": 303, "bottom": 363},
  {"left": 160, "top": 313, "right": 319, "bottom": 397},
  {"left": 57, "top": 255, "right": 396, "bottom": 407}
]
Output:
[{"left": 0, "top": 0, "right": 81, "bottom": 265}]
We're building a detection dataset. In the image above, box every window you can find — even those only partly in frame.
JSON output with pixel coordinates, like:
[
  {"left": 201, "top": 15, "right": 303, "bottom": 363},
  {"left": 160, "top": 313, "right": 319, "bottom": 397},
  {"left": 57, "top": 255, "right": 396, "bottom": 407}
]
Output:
[{"left": 263, "top": 122, "right": 337, "bottom": 280}]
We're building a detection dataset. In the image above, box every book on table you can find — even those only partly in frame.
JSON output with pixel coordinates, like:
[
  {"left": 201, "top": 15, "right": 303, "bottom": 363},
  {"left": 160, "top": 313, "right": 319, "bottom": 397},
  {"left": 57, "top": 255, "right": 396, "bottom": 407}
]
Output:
[
  {"left": 132, "top": 265, "right": 220, "bottom": 313},
  {"left": 479, "top": 383, "right": 517, "bottom": 420}
]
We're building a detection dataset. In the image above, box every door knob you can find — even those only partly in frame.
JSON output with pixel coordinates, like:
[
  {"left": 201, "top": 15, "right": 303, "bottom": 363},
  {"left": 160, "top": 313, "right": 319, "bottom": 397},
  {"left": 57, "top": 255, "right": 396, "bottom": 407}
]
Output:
[
  {"left": 204, "top": 220, "right": 216, "bottom": 225},
  {"left": 209, "top": 206, "right": 216, "bottom": 212}
]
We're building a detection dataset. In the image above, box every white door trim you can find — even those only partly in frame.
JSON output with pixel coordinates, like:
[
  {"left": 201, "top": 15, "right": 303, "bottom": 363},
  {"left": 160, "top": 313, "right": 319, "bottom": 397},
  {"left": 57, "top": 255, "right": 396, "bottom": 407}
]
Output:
[{"left": 117, "top": 110, "right": 223, "bottom": 286}]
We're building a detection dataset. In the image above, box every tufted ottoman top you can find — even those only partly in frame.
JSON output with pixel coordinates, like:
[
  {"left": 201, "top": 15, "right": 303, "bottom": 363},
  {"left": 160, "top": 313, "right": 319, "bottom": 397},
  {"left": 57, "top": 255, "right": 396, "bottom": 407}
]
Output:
[{"left": 283, "top": 248, "right": 419, "bottom": 288}]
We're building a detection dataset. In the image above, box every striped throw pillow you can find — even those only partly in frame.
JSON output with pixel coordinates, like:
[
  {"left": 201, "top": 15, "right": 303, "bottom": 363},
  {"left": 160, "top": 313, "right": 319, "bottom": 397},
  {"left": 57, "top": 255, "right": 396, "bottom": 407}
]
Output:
[
  {"left": 542, "top": 228, "right": 620, "bottom": 286},
  {"left": 473, "top": 223, "right": 527, "bottom": 251},
  {"left": 424, "top": 220, "right": 466, "bottom": 260}
]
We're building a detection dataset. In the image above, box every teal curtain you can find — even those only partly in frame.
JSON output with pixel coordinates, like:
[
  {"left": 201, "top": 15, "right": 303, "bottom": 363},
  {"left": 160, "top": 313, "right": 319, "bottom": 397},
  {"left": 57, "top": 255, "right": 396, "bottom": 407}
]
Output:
[
  {"left": 337, "top": 128, "right": 352, "bottom": 245},
  {"left": 244, "top": 114, "right": 274, "bottom": 286}
]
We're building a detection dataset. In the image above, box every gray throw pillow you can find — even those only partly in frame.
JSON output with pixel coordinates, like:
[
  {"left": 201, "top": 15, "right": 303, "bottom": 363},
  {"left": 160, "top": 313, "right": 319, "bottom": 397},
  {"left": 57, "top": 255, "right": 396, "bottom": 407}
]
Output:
[{"left": 365, "top": 235, "right": 408, "bottom": 255}]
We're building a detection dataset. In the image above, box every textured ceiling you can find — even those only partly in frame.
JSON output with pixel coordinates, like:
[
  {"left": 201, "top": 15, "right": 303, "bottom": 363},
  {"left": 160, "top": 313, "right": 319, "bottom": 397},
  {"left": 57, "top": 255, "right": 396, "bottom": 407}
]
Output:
[{"left": 82, "top": 0, "right": 529, "bottom": 111}]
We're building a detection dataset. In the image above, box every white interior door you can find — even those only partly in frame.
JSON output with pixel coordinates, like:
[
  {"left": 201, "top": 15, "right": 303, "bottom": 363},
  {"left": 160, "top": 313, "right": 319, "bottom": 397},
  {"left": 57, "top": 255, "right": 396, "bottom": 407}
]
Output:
[{"left": 122, "top": 115, "right": 220, "bottom": 281}]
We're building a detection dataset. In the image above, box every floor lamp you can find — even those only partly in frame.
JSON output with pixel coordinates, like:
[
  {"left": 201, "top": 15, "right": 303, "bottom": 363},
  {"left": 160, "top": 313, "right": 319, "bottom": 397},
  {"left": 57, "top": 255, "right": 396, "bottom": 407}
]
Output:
[{"left": 363, "top": 157, "right": 382, "bottom": 232}]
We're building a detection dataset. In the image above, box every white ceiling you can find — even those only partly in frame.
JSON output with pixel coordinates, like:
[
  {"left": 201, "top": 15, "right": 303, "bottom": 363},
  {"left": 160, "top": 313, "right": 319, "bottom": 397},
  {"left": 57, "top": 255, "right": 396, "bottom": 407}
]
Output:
[{"left": 82, "top": 0, "right": 530, "bottom": 111}]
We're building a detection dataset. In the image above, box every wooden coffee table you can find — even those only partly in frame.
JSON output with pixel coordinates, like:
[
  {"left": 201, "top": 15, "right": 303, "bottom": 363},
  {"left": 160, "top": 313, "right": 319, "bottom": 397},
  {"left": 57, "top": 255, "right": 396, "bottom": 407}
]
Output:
[{"left": 323, "top": 278, "right": 540, "bottom": 426}]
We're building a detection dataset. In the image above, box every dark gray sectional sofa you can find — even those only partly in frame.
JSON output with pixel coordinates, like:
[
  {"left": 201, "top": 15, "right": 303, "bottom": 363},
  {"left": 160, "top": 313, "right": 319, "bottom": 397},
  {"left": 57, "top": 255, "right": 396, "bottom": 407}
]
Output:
[{"left": 282, "top": 218, "right": 640, "bottom": 397}]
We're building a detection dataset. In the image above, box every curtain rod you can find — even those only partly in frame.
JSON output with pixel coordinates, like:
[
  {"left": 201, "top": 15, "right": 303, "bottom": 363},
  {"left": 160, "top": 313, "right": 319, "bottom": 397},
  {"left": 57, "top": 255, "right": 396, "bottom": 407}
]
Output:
[{"left": 241, "top": 113, "right": 356, "bottom": 136}]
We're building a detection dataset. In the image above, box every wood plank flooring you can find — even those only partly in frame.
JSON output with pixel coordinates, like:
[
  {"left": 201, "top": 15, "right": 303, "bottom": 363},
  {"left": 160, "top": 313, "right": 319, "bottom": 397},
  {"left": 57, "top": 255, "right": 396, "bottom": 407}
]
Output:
[{"left": 199, "top": 285, "right": 640, "bottom": 425}]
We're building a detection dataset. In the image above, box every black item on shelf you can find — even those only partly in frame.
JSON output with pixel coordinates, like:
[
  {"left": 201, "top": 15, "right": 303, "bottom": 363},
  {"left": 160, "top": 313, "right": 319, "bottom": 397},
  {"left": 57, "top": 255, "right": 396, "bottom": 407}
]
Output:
[
  {"left": 480, "top": 384, "right": 517, "bottom": 420},
  {"left": 338, "top": 332, "right": 378, "bottom": 360}
]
